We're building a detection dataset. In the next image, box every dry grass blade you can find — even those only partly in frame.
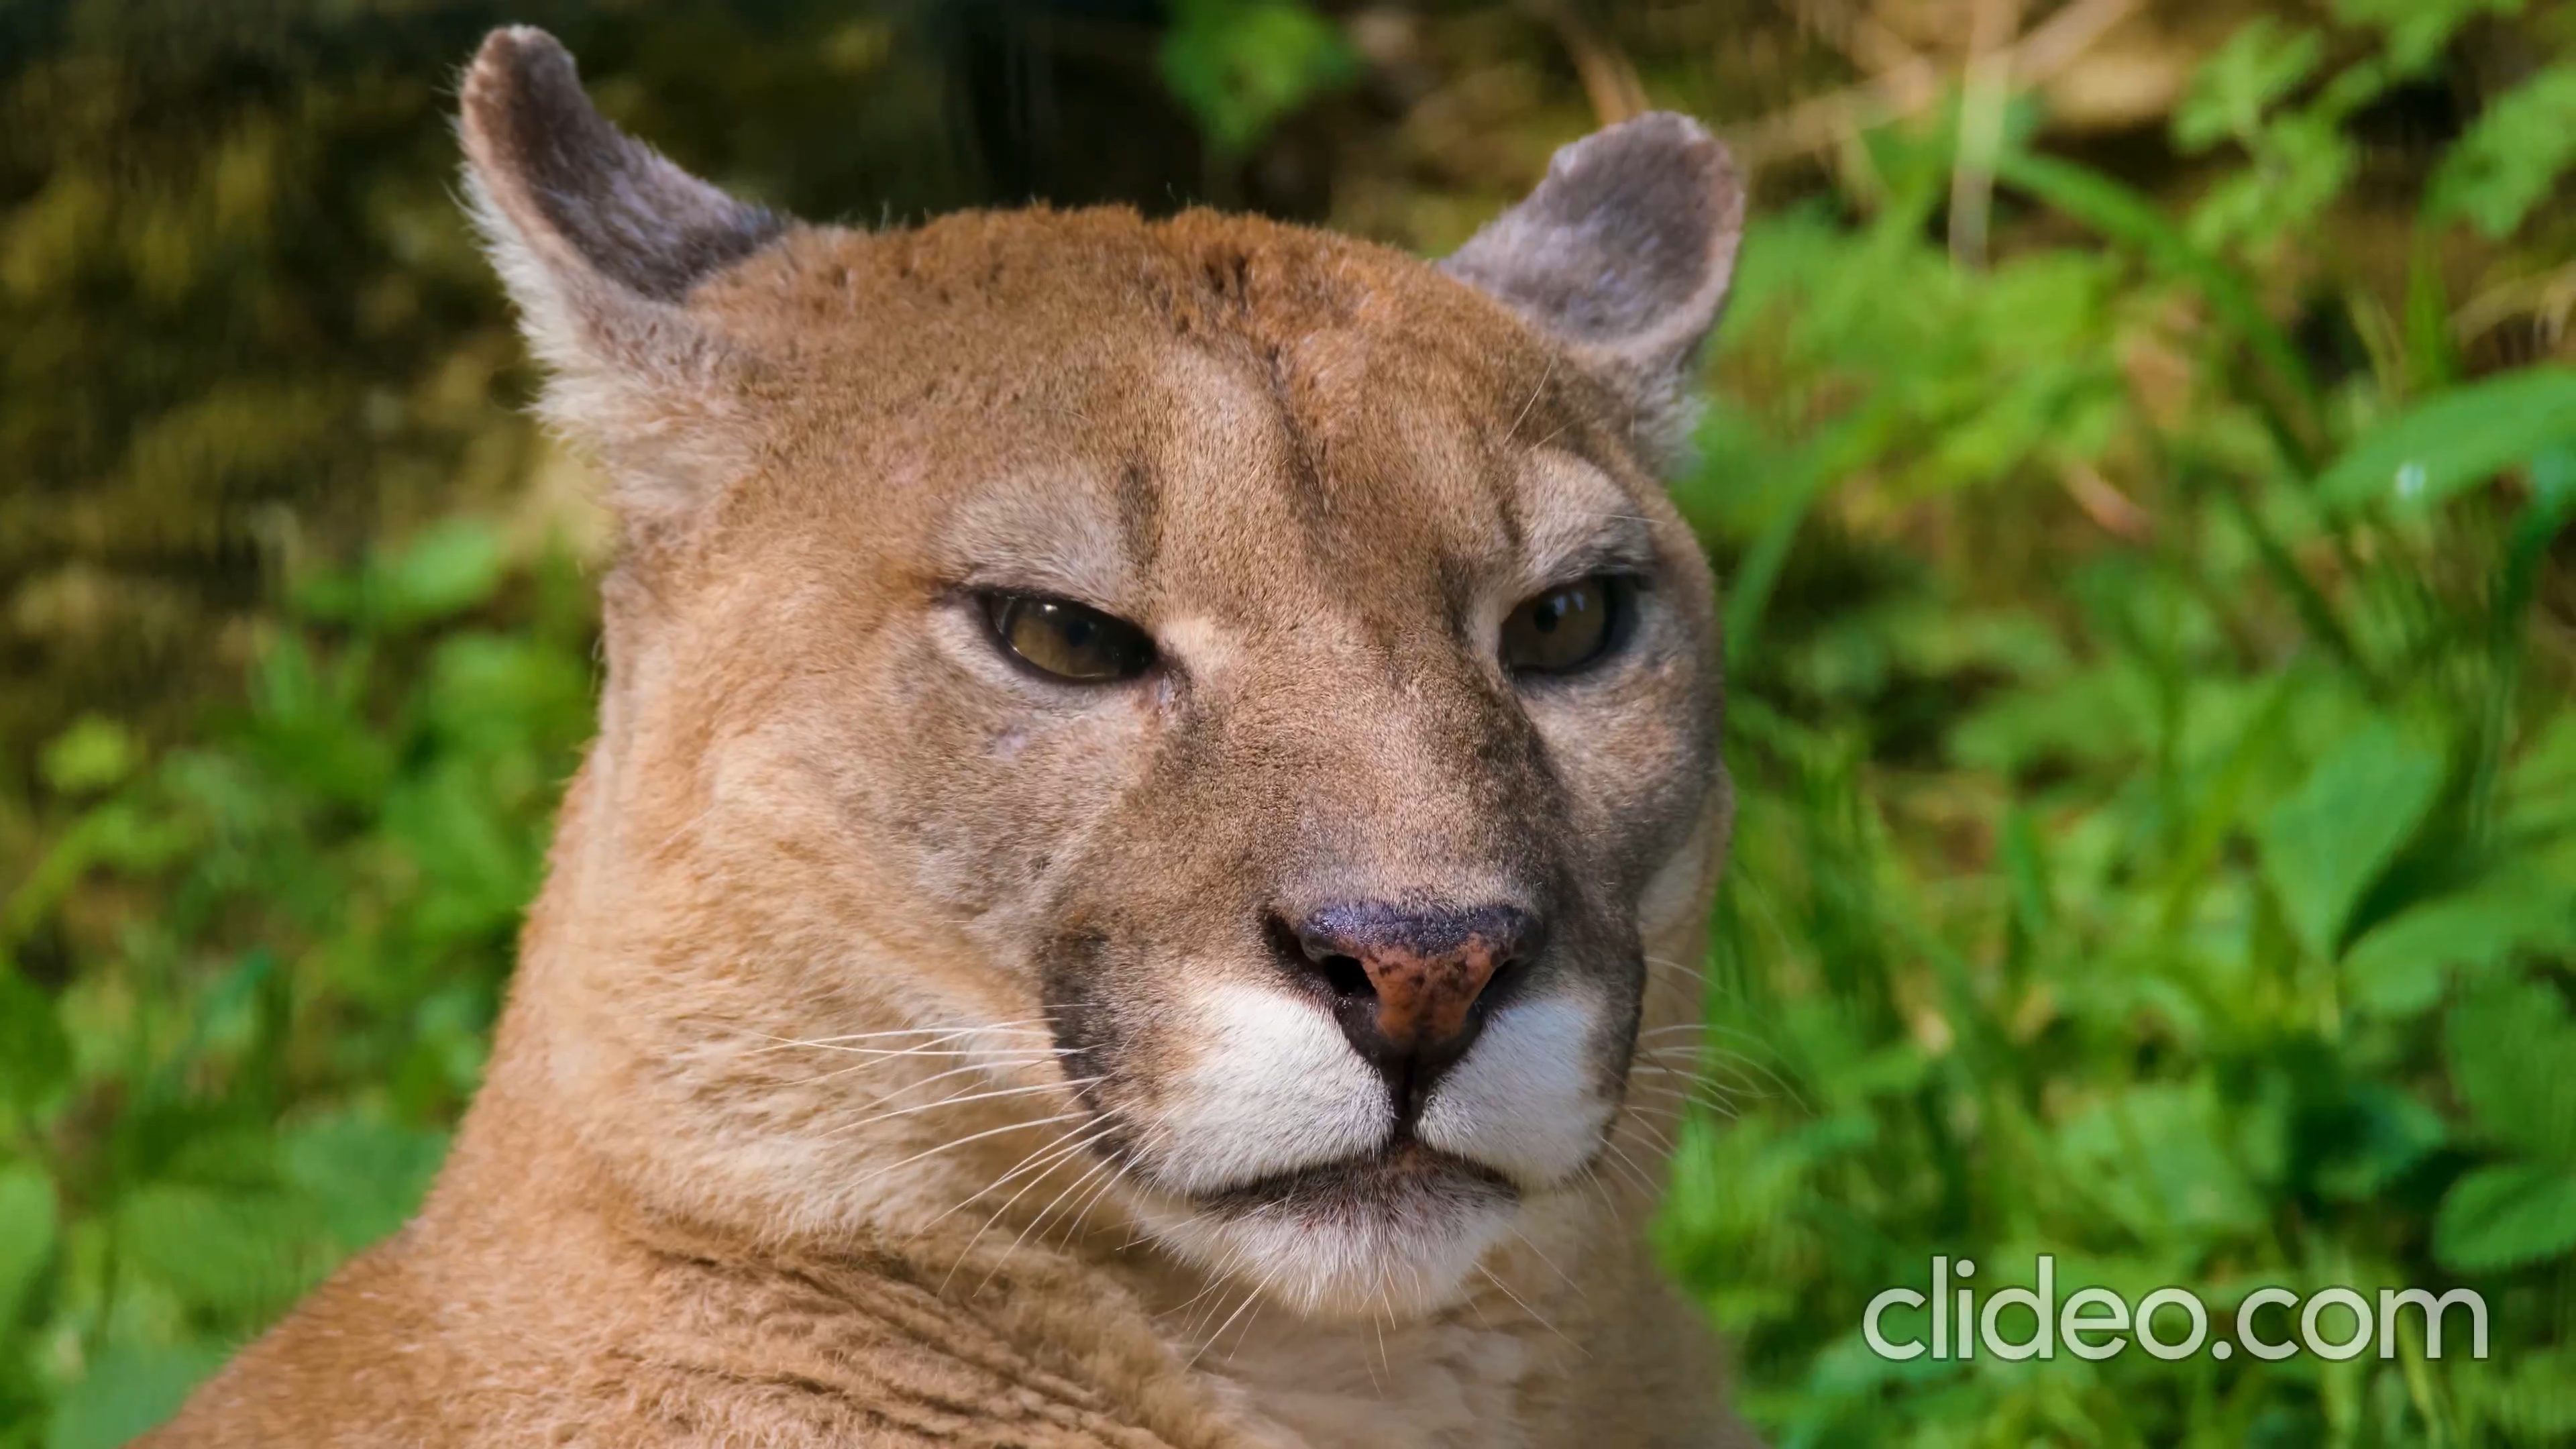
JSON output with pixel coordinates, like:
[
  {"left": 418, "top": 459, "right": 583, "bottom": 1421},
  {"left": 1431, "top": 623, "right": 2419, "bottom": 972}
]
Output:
[{"left": 1727, "top": 0, "right": 2140, "bottom": 166}]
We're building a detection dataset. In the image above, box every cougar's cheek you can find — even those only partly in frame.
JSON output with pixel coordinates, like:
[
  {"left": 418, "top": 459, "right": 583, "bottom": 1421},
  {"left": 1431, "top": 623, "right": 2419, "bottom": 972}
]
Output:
[
  {"left": 1137, "top": 982, "right": 1391, "bottom": 1195},
  {"left": 1413, "top": 991, "right": 1618, "bottom": 1185}
]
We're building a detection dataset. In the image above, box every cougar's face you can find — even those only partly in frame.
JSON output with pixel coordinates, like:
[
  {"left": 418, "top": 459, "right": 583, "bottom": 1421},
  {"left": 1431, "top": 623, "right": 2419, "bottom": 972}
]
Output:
[
  {"left": 656, "top": 215, "right": 1729, "bottom": 1316},
  {"left": 458, "top": 30, "right": 1739, "bottom": 1319},
  {"left": 900, "top": 352, "right": 1713, "bottom": 1313}
]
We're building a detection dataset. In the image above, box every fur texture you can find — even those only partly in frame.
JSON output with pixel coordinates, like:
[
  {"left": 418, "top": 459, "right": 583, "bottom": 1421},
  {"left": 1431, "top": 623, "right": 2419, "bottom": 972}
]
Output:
[{"left": 147, "top": 26, "right": 1758, "bottom": 1448}]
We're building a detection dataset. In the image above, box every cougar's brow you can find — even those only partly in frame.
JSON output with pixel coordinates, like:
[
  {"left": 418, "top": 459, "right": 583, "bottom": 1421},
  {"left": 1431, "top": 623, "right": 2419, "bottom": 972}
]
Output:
[
  {"left": 1518, "top": 452, "right": 1660, "bottom": 587},
  {"left": 936, "top": 469, "right": 1136, "bottom": 610}
]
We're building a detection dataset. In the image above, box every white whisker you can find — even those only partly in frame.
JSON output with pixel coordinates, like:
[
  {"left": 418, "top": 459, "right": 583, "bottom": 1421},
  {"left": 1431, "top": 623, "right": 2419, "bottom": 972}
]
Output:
[
  {"left": 1617, "top": 1077, "right": 1741, "bottom": 1108},
  {"left": 1508, "top": 1226, "right": 1582, "bottom": 1296},
  {"left": 821, "top": 1077, "right": 1103, "bottom": 1141},
  {"left": 1189, "top": 1271, "right": 1271, "bottom": 1370},
  {"left": 1219, "top": 1275, "right": 1273, "bottom": 1364},
  {"left": 977, "top": 1150, "right": 1122, "bottom": 1294},
  {"left": 920, "top": 1120, "right": 1112, "bottom": 1246},
  {"left": 780, "top": 1044, "right": 1071, "bottom": 1063},
  {"left": 1477, "top": 1263, "right": 1580, "bottom": 1352},
  {"left": 1164, "top": 1243, "right": 1246, "bottom": 1332},
  {"left": 741, "top": 1018, "right": 1058, "bottom": 1057},
  {"left": 1602, "top": 1138, "right": 1662, "bottom": 1199},
  {"left": 846, "top": 1110, "right": 1092, "bottom": 1187},
  {"left": 790, "top": 1055, "right": 1058, "bottom": 1097},
  {"left": 938, "top": 1123, "right": 1121, "bottom": 1293},
  {"left": 1064, "top": 1157, "right": 1130, "bottom": 1245},
  {"left": 1643, "top": 955, "right": 1711, "bottom": 988}
]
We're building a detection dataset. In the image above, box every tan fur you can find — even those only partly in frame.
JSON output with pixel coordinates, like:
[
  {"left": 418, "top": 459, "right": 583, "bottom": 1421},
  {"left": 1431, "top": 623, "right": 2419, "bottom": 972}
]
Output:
[{"left": 148, "top": 28, "right": 1758, "bottom": 1448}]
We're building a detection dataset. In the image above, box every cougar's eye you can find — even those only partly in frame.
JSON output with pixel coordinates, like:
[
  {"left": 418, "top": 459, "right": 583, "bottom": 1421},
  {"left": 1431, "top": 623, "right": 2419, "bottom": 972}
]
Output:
[
  {"left": 981, "top": 592, "right": 1156, "bottom": 682},
  {"left": 1501, "top": 576, "right": 1629, "bottom": 676}
]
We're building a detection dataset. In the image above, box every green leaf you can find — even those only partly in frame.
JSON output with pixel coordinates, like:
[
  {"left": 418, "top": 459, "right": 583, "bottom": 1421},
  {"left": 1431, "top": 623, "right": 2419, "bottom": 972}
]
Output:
[
  {"left": 2173, "top": 19, "right": 2326, "bottom": 153},
  {"left": 371, "top": 518, "right": 503, "bottom": 626},
  {"left": 1160, "top": 0, "right": 1355, "bottom": 155},
  {"left": 2183, "top": 113, "right": 2357, "bottom": 254},
  {"left": 2257, "top": 721, "right": 2445, "bottom": 959},
  {"left": 115, "top": 1184, "right": 321, "bottom": 1316},
  {"left": 1995, "top": 150, "right": 2322, "bottom": 425},
  {"left": 2505, "top": 708, "right": 2576, "bottom": 839},
  {"left": 2343, "top": 871, "right": 2576, "bottom": 1018},
  {"left": 279, "top": 1114, "right": 449, "bottom": 1250},
  {"left": 2432, "top": 1163, "right": 2576, "bottom": 1273},
  {"left": 0, "top": 1166, "right": 58, "bottom": 1324},
  {"left": 38, "top": 716, "right": 139, "bottom": 796},
  {"left": 2467, "top": 1346, "right": 2576, "bottom": 1439},
  {"left": 2314, "top": 1081, "right": 2447, "bottom": 1199},
  {"left": 2402, "top": 238, "right": 2461, "bottom": 390},
  {"left": 43, "top": 1341, "right": 231, "bottom": 1449},
  {"left": 2446, "top": 980, "right": 2576, "bottom": 1163},
  {"left": 2316, "top": 368, "right": 2576, "bottom": 513},
  {"left": 2334, "top": 0, "right": 2525, "bottom": 75},
  {"left": 2430, "top": 64, "right": 2576, "bottom": 237},
  {"left": 2055, "top": 1082, "right": 2270, "bottom": 1245},
  {"left": 0, "top": 968, "right": 72, "bottom": 1110}
]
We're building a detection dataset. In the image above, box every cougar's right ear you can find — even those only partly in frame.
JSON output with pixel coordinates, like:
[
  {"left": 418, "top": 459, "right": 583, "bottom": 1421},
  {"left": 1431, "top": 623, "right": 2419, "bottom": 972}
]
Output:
[
  {"left": 1440, "top": 113, "right": 1743, "bottom": 468},
  {"left": 458, "top": 26, "right": 788, "bottom": 519}
]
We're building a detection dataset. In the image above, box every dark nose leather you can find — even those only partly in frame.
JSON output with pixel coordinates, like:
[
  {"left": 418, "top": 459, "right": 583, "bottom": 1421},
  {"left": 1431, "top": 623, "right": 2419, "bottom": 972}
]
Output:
[{"left": 1281, "top": 901, "right": 1538, "bottom": 1108}]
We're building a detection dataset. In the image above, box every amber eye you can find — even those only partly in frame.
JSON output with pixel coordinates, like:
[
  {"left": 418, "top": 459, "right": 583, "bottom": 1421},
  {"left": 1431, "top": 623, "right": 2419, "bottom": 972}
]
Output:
[
  {"left": 981, "top": 593, "right": 1156, "bottom": 682},
  {"left": 1501, "top": 576, "right": 1627, "bottom": 676}
]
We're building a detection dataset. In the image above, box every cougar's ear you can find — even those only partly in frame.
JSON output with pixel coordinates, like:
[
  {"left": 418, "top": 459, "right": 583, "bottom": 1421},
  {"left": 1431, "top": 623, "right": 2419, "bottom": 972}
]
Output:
[
  {"left": 1441, "top": 113, "right": 1743, "bottom": 462},
  {"left": 458, "top": 27, "right": 788, "bottom": 517}
]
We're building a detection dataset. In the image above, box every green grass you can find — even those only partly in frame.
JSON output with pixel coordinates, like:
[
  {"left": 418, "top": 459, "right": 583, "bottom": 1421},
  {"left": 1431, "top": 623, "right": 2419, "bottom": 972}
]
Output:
[{"left": 4, "top": 2, "right": 2575, "bottom": 1444}]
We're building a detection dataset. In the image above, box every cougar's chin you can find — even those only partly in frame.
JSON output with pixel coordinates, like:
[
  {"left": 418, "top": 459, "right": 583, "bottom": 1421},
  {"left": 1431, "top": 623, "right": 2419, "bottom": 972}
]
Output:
[
  {"left": 1097, "top": 977, "right": 1630, "bottom": 1318},
  {"left": 1141, "top": 1148, "right": 1519, "bottom": 1318}
]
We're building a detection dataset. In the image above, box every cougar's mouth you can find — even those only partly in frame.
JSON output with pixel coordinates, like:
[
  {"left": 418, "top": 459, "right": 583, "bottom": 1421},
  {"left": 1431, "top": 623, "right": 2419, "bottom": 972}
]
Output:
[
  {"left": 1131, "top": 1126, "right": 1529, "bottom": 1317},
  {"left": 1189, "top": 1138, "right": 1516, "bottom": 1216}
]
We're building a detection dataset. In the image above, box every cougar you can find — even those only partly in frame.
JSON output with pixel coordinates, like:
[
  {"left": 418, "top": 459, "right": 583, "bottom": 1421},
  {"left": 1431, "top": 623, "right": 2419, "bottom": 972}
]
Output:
[{"left": 148, "top": 25, "right": 1756, "bottom": 1448}]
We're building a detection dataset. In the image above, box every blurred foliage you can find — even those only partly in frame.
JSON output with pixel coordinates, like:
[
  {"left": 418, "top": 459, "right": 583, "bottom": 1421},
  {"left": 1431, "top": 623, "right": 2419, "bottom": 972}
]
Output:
[
  {"left": 1658, "top": 0, "right": 2576, "bottom": 1442},
  {"left": 1161, "top": 0, "right": 1358, "bottom": 154},
  {"left": 4, "top": 0, "right": 2576, "bottom": 1446},
  {"left": 1, "top": 526, "right": 594, "bottom": 1443}
]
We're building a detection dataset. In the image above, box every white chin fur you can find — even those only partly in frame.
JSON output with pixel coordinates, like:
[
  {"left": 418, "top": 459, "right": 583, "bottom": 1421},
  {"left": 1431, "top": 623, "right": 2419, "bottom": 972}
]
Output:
[
  {"left": 1415, "top": 993, "right": 1613, "bottom": 1185},
  {"left": 1144, "top": 983, "right": 1391, "bottom": 1195},
  {"left": 1143, "top": 1188, "right": 1517, "bottom": 1320},
  {"left": 1130, "top": 983, "right": 1613, "bottom": 1318}
]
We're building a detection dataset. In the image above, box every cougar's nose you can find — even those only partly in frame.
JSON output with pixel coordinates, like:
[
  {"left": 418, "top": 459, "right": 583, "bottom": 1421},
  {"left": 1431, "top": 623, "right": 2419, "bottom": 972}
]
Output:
[{"left": 1278, "top": 901, "right": 1538, "bottom": 1108}]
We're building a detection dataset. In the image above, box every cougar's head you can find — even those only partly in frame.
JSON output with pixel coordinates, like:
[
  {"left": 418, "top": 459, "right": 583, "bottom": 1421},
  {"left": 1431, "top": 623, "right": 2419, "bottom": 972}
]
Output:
[{"left": 461, "top": 28, "right": 1741, "bottom": 1318}]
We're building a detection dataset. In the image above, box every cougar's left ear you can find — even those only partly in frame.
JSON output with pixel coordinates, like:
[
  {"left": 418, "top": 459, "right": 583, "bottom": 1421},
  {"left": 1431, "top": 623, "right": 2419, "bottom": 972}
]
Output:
[
  {"left": 458, "top": 26, "right": 790, "bottom": 521},
  {"left": 1441, "top": 113, "right": 1743, "bottom": 462}
]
